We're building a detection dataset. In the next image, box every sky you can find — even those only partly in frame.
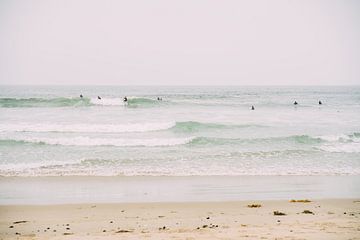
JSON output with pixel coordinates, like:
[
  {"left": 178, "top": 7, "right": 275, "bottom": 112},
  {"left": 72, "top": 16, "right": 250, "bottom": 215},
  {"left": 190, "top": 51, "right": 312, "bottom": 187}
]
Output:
[{"left": 0, "top": 0, "right": 359, "bottom": 86}]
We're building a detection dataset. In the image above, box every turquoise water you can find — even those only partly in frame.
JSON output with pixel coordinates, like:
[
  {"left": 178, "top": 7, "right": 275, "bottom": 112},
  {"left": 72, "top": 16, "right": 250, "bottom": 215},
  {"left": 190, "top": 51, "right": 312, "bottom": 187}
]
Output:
[{"left": 0, "top": 86, "right": 359, "bottom": 176}]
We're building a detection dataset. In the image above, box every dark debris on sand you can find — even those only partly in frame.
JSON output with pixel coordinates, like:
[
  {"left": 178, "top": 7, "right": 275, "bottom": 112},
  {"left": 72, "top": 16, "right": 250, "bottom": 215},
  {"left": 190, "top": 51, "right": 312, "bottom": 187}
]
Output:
[
  {"left": 273, "top": 211, "right": 286, "bottom": 216},
  {"left": 13, "top": 221, "right": 28, "bottom": 224},
  {"left": 116, "top": 229, "right": 133, "bottom": 233},
  {"left": 302, "top": 210, "right": 315, "bottom": 214}
]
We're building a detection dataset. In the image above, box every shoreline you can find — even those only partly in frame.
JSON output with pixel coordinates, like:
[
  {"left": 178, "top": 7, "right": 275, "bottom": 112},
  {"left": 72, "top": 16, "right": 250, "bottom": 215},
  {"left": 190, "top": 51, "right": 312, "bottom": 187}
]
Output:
[
  {"left": 1, "top": 199, "right": 359, "bottom": 239},
  {"left": 1, "top": 175, "right": 359, "bottom": 205}
]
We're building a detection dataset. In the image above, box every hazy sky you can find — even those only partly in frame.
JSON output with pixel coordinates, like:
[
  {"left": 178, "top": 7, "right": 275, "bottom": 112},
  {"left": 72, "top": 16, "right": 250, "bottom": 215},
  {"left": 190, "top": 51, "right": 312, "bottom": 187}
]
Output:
[{"left": 0, "top": 0, "right": 359, "bottom": 85}]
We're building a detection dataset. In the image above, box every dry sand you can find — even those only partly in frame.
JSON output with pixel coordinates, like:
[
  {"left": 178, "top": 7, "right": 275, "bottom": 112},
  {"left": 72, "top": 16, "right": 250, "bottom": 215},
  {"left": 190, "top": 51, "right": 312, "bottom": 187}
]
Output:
[{"left": 0, "top": 199, "right": 359, "bottom": 240}]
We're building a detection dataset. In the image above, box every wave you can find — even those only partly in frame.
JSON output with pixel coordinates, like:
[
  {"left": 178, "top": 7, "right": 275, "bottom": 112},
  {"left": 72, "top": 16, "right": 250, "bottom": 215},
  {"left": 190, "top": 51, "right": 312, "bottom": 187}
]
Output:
[
  {"left": 0, "top": 97, "right": 92, "bottom": 108},
  {"left": 1, "top": 131, "right": 359, "bottom": 149},
  {"left": 88, "top": 96, "right": 163, "bottom": 107},
  {"left": 1, "top": 133, "right": 355, "bottom": 148},
  {"left": 0, "top": 121, "right": 265, "bottom": 133},
  {"left": 90, "top": 97, "right": 124, "bottom": 106},
  {"left": 314, "top": 133, "right": 360, "bottom": 153},
  {"left": 2, "top": 152, "right": 360, "bottom": 176},
  {"left": 0, "top": 136, "right": 195, "bottom": 147},
  {"left": 0, "top": 135, "right": 316, "bottom": 147},
  {"left": 0, "top": 97, "right": 162, "bottom": 108},
  {"left": 186, "top": 133, "right": 360, "bottom": 152},
  {"left": 188, "top": 135, "right": 324, "bottom": 146},
  {"left": 0, "top": 122, "right": 176, "bottom": 133},
  {"left": 0, "top": 120, "right": 359, "bottom": 151},
  {"left": 316, "top": 133, "right": 360, "bottom": 143},
  {"left": 127, "top": 97, "right": 160, "bottom": 106},
  {"left": 171, "top": 121, "right": 265, "bottom": 132},
  {"left": 316, "top": 142, "right": 360, "bottom": 153},
  {"left": 0, "top": 139, "right": 40, "bottom": 146}
]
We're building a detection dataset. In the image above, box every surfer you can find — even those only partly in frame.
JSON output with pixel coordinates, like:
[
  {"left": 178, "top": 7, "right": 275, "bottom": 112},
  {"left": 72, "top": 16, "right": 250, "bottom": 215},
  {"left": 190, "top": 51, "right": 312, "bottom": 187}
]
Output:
[
  {"left": 319, "top": 100, "right": 322, "bottom": 105},
  {"left": 97, "top": 96, "right": 101, "bottom": 100},
  {"left": 80, "top": 94, "right": 83, "bottom": 98},
  {"left": 123, "top": 96, "right": 128, "bottom": 102},
  {"left": 251, "top": 105, "right": 255, "bottom": 110},
  {"left": 157, "top": 97, "right": 162, "bottom": 101},
  {"left": 293, "top": 101, "right": 298, "bottom": 105}
]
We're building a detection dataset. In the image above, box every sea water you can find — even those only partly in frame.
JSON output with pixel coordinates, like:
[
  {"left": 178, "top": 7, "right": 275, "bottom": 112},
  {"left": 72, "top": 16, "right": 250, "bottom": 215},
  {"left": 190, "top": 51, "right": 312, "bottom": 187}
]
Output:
[{"left": 0, "top": 86, "right": 359, "bottom": 177}]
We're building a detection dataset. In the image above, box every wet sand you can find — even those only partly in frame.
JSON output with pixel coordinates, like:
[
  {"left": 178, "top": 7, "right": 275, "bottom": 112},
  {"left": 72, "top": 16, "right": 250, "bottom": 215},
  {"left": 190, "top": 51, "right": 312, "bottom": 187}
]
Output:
[
  {"left": 1, "top": 199, "right": 359, "bottom": 239},
  {"left": 1, "top": 176, "right": 359, "bottom": 204}
]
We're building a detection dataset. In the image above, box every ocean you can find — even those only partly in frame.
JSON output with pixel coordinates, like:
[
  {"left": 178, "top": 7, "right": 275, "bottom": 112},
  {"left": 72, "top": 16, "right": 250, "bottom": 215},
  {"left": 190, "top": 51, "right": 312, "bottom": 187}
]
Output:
[{"left": 0, "top": 85, "right": 359, "bottom": 177}]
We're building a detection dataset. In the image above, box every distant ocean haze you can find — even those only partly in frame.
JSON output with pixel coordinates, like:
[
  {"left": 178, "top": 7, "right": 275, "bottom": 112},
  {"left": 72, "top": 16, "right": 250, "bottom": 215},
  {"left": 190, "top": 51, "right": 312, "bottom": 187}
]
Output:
[{"left": 0, "top": 86, "right": 359, "bottom": 176}]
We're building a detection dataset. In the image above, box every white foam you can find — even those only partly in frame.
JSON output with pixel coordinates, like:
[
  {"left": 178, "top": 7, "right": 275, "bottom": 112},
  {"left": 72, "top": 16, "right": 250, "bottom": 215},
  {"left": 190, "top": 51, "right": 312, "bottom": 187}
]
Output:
[
  {"left": 317, "top": 134, "right": 349, "bottom": 142},
  {"left": 2, "top": 136, "right": 195, "bottom": 147},
  {"left": 0, "top": 161, "right": 76, "bottom": 172},
  {"left": 317, "top": 142, "right": 360, "bottom": 153},
  {"left": 90, "top": 97, "right": 125, "bottom": 106},
  {"left": 2, "top": 162, "right": 360, "bottom": 177},
  {"left": 0, "top": 122, "right": 176, "bottom": 133},
  {"left": 317, "top": 134, "right": 360, "bottom": 143}
]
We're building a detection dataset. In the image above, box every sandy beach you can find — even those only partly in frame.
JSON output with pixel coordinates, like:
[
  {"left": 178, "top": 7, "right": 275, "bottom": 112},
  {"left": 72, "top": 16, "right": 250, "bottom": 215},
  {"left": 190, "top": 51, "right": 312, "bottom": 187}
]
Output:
[
  {"left": 1, "top": 176, "right": 359, "bottom": 239},
  {"left": 0, "top": 199, "right": 359, "bottom": 239}
]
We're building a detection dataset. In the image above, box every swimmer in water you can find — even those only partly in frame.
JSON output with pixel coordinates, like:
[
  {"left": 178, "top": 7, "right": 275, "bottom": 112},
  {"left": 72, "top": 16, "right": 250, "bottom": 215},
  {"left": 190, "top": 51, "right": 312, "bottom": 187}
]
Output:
[
  {"left": 97, "top": 96, "right": 101, "bottom": 100},
  {"left": 319, "top": 100, "right": 322, "bottom": 105},
  {"left": 80, "top": 94, "right": 83, "bottom": 98}
]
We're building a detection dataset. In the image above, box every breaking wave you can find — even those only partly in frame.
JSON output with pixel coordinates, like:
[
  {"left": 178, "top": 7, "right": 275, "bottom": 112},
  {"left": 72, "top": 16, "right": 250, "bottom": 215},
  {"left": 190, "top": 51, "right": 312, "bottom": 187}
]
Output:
[
  {"left": 1, "top": 133, "right": 359, "bottom": 150},
  {"left": 0, "top": 97, "right": 162, "bottom": 108},
  {"left": 0, "top": 122, "right": 176, "bottom": 133},
  {"left": 0, "top": 121, "right": 265, "bottom": 133},
  {"left": 0, "top": 136, "right": 195, "bottom": 147},
  {"left": 0, "top": 97, "right": 91, "bottom": 108},
  {"left": 187, "top": 135, "right": 325, "bottom": 146}
]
